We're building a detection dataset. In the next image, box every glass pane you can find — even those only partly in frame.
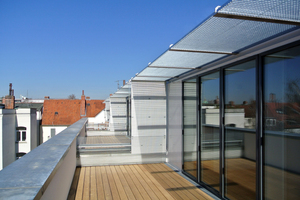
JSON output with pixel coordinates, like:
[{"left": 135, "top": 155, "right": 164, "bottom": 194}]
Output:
[
  {"left": 22, "top": 131, "right": 26, "bottom": 141},
  {"left": 225, "top": 60, "right": 256, "bottom": 200},
  {"left": 264, "top": 45, "right": 300, "bottom": 200},
  {"left": 17, "top": 131, "right": 20, "bottom": 141},
  {"left": 183, "top": 79, "right": 198, "bottom": 179},
  {"left": 200, "top": 72, "right": 220, "bottom": 191}
]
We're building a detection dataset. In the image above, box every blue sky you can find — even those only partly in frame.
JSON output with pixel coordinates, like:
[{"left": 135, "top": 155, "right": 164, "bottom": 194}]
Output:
[{"left": 0, "top": 0, "right": 228, "bottom": 99}]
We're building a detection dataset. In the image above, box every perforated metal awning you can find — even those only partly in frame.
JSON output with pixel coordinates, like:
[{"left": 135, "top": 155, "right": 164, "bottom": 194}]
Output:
[
  {"left": 133, "top": 0, "right": 300, "bottom": 82},
  {"left": 110, "top": 83, "right": 131, "bottom": 98}
]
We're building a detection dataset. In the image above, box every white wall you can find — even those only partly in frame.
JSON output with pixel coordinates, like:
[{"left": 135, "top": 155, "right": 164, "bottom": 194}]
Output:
[
  {"left": 41, "top": 126, "right": 68, "bottom": 143},
  {"left": 88, "top": 110, "right": 106, "bottom": 124},
  {"left": 131, "top": 81, "right": 166, "bottom": 154},
  {"left": 0, "top": 109, "right": 16, "bottom": 170},
  {"left": 15, "top": 109, "right": 36, "bottom": 154},
  {"left": 203, "top": 108, "right": 245, "bottom": 128}
]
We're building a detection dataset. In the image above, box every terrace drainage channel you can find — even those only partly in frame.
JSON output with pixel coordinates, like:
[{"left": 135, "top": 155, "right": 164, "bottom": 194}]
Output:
[{"left": 77, "top": 143, "right": 131, "bottom": 154}]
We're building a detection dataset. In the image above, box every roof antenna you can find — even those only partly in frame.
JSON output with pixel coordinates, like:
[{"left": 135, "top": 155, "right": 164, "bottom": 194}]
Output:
[
  {"left": 115, "top": 80, "right": 121, "bottom": 89},
  {"left": 215, "top": 6, "right": 221, "bottom": 13}
]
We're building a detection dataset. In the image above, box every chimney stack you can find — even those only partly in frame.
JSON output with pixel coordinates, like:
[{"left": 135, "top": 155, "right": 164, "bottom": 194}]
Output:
[
  {"left": 269, "top": 93, "right": 276, "bottom": 102},
  {"left": 123, "top": 80, "right": 126, "bottom": 86},
  {"left": 4, "top": 83, "right": 15, "bottom": 109},
  {"left": 9, "top": 83, "right": 12, "bottom": 95},
  {"left": 80, "top": 90, "right": 86, "bottom": 117}
]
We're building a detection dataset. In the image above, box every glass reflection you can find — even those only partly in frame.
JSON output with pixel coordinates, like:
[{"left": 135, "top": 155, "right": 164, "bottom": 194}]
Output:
[
  {"left": 200, "top": 72, "right": 220, "bottom": 191},
  {"left": 264, "top": 45, "right": 300, "bottom": 200},
  {"left": 224, "top": 60, "right": 256, "bottom": 200},
  {"left": 183, "top": 79, "right": 198, "bottom": 179}
]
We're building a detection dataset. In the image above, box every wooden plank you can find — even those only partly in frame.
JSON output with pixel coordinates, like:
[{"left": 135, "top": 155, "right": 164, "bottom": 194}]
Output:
[
  {"left": 158, "top": 163, "right": 213, "bottom": 200},
  {"left": 95, "top": 166, "right": 105, "bottom": 200},
  {"left": 121, "top": 165, "right": 151, "bottom": 200},
  {"left": 114, "top": 166, "right": 136, "bottom": 200},
  {"left": 144, "top": 164, "right": 183, "bottom": 200},
  {"left": 110, "top": 166, "right": 128, "bottom": 200},
  {"left": 90, "top": 167, "right": 97, "bottom": 200},
  {"left": 134, "top": 164, "right": 172, "bottom": 200},
  {"left": 128, "top": 165, "right": 159, "bottom": 199},
  {"left": 105, "top": 166, "right": 120, "bottom": 200},
  {"left": 139, "top": 165, "right": 175, "bottom": 200},
  {"left": 75, "top": 167, "right": 85, "bottom": 200},
  {"left": 100, "top": 166, "right": 113, "bottom": 200},
  {"left": 119, "top": 165, "right": 143, "bottom": 200},
  {"left": 82, "top": 167, "right": 90, "bottom": 200},
  {"left": 67, "top": 168, "right": 81, "bottom": 200}
]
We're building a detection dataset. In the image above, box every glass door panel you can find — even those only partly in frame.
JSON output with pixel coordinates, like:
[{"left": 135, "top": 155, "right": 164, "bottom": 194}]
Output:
[
  {"left": 224, "top": 60, "right": 256, "bottom": 200},
  {"left": 183, "top": 79, "right": 198, "bottom": 179},
  {"left": 200, "top": 72, "right": 220, "bottom": 191},
  {"left": 264, "top": 45, "right": 300, "bottom": 200}
]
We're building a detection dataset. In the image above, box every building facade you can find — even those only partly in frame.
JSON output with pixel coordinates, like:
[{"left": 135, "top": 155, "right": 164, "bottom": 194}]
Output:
[{"left": 107, "top": 1, "right": 300, "bottom": 199}]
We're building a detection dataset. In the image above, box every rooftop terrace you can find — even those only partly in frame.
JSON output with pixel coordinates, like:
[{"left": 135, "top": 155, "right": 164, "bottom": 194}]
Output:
[{"left": 0, "top": 118, "right": 217, "bottom": 200}]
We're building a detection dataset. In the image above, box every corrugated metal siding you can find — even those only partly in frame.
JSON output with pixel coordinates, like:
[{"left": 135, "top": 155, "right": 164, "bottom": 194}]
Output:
[
  {"left": 166, "top": 81, "right": 183, "bottom": 170},
  {"left": 131, "top": 81, "right": 167, "bottom": 154},
  {"left": 109, "top": 97, "right": 127, "bottom": 131}
]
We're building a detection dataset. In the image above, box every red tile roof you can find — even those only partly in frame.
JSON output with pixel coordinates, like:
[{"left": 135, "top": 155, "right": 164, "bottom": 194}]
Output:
[{"left": 42, "top": 98, "right": 105, "bottom": 126}]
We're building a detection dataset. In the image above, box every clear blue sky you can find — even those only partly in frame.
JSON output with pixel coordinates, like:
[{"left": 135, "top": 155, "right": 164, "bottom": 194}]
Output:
[{"left": 0, "top": 0, "right": 228, "bottom": 99}]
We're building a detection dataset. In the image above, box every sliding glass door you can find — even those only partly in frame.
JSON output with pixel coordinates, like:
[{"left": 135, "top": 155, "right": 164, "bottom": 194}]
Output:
[
  {"left": 224, "top": 60, "right": 256, "bottom": 200},
  {"left": 183, "top": 79, "right": 198, "bottom": 179},
  {"left": 181, "top": 43, "right": 300, "bottom": 200},
  {"left": 200, "top": 72, "right": 220, "bottom": 192}
]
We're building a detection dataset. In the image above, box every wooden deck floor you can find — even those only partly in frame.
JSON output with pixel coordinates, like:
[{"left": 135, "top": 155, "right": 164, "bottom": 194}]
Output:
[{"left": 68, "top": 163, "right": 214, "bottom": 200}]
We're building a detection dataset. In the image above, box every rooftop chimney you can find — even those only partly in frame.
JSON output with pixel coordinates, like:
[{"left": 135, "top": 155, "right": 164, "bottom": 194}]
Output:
[
  {"left": 9, "top": 83, "right": 12, "bottom": 96},
  {"left": 80, "top": 90, "right": 86, "bottom": 117},
  {"left": 269, "top": 93, "right": 276, "bottom": 102},
  {"left": 123, "top": 80, "right": 126, "bottom": 86},
  {"left": 4, "top": 83, "right": 15, "bottom": 109}
]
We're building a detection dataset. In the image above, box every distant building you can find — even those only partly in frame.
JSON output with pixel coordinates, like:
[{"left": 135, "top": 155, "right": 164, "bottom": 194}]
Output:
[
  {"left": 0, "top": 84, "right": 38, "bottom": 170},
  {"left": 41, "top": 91, "right": 105, "bottom": 142}
]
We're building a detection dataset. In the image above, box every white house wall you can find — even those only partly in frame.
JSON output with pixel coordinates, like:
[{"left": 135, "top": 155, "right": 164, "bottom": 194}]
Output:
[
  {"left": 0, "top": 109, "right": 16, "bottom": 170},
  {"left": 131, "top": 81, "right": 166, "bottom": 154},
  {"left": 88, "top": 110, "right": 106, "bottom": 124},
  {"left": 166, "top": 81, "right": 183, "bottom": 170},
  {"left": 15, "top": 109, "right": 37, "bottom": 154},
  {"left": 41, "top": 126, "right": 68, "bottom": 143}
]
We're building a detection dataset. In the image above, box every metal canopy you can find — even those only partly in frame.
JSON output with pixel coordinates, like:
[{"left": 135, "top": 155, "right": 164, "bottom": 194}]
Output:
[
  {"left": 110, "top": 83, "right": 131, "bottom": 98},
  {"left": 133, "top": 0, "right": 300, "bottom": 82}
]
